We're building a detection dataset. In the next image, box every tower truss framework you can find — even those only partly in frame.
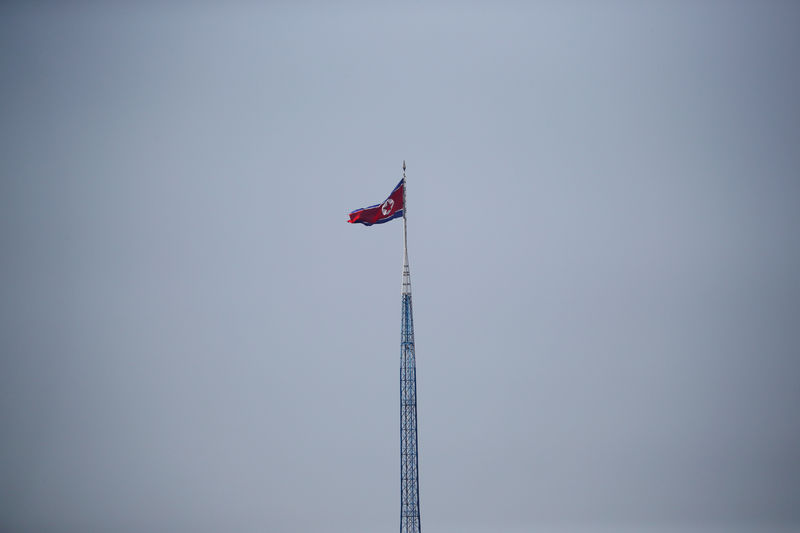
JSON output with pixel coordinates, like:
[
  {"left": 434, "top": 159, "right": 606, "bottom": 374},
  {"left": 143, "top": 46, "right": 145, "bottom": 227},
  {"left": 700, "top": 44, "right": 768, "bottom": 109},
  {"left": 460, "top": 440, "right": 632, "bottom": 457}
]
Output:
[{"left": 399, "top": 162, "right": 421, "bottom": 533}]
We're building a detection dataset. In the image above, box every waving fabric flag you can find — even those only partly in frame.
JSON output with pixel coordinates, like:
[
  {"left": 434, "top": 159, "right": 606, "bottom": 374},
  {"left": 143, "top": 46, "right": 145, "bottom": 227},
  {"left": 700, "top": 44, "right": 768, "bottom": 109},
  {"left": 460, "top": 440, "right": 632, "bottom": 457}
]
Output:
[{"left": 348, "top": 179, "right": 405, "bottom": 226}]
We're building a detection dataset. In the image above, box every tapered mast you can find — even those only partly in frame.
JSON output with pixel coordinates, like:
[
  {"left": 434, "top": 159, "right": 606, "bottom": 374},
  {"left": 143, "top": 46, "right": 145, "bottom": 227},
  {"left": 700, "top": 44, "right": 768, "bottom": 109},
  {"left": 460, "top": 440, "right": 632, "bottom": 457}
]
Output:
[{"left": 399, "top": 160, "right": 421, "bottom": 533}]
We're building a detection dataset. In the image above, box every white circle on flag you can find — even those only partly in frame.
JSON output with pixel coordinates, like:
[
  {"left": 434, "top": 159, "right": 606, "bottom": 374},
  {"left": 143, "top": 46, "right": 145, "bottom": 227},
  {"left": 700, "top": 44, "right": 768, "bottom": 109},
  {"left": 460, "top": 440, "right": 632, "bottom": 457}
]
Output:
[{"left": 381, "top": 198, "right": 394, "bottom": 215}]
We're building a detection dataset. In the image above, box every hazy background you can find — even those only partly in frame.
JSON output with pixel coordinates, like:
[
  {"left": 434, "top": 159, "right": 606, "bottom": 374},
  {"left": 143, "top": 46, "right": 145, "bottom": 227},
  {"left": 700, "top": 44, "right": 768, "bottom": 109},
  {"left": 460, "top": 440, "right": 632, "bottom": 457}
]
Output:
[{"left": 1, "top": 2, "right": 799, "bottom": 532}]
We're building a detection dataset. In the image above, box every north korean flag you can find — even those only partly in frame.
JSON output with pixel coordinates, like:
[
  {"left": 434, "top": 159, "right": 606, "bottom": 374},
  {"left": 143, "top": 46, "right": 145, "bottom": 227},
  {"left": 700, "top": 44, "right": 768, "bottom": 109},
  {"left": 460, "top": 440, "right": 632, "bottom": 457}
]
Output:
[{"left": 348, "top": 179, "right": 405, "bottom": 226}]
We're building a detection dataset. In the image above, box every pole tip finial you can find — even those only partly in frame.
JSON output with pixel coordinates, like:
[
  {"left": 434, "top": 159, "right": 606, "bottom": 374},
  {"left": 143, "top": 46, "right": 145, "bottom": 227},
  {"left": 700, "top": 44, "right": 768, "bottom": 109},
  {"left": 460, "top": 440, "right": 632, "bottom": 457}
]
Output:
[{"left": 402, "top": 160, "right": 406, "bottom": 172}]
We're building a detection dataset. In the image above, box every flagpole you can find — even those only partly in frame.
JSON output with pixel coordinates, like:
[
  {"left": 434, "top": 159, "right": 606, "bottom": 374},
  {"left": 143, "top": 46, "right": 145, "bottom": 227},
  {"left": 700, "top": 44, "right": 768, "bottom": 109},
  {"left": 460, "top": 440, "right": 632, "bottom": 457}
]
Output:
[{"left": 399, "top": 159, "right": 420, "bottom": 532}]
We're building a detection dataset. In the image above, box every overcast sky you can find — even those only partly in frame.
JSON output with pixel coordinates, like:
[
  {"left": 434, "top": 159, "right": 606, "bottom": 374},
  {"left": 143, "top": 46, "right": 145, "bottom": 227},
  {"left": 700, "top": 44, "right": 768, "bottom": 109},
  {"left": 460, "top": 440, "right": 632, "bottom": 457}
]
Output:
[{"left": 1, "top": 2, "right": 799, "bottom": 533}]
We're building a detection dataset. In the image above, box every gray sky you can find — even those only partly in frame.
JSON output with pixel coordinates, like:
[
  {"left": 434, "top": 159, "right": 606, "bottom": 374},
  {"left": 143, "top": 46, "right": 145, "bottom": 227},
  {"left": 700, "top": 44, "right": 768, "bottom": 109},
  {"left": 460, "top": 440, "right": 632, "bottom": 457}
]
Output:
[{"left": 1, "top": 2, "right": 799, "bottom": 532}]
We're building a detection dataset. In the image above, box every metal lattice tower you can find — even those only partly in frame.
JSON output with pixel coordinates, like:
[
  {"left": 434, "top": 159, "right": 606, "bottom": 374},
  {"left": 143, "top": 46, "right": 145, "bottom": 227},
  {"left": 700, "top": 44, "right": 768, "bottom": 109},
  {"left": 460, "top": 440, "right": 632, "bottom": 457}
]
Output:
[{"left": 400, "top": 162, "right": 421, "bottom": 533}]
